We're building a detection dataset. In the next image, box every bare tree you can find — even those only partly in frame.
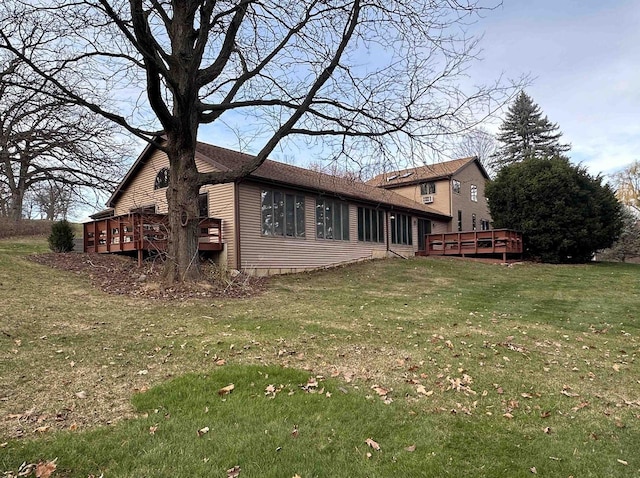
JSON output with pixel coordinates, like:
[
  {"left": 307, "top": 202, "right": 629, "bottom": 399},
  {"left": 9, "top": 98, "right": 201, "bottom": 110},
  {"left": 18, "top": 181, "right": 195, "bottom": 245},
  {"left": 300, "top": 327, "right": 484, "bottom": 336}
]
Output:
[
  {"left": 612, "top": 160, "right": 640, "bottom": 208},
  {"left": 451, "top": 127, "right": 498, "bottom": 176},
  {"left": 0, "top": 50, "right": 130, "bottom": 221},
  {"left": 0, "top": 0, "right": 520, "bottom": 282},
  {"left": 598, "top": 206, "right": 640, "bottom": 263},
  {"left": 29, "top": 180, "right": 76, "bottom": 220}
]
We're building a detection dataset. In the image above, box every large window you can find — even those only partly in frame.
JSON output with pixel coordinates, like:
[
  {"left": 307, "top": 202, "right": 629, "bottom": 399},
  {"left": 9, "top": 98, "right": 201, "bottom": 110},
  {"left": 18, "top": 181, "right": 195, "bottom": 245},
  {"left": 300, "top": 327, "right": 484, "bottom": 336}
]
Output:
[
  {"left": 357, "top": 207, "right": 384, "bottom": 243},
  {"left": 391, "top": 213, "right": 412, "bottom": 245},
  {"left": 316, "top": 199, "right": 349, "bottom": 240},
  {"left": 471, "top": 184, "right": 478, "bottom": 202},
  {"left": 420, "top": 182, "right": 436, "bottom": 195},
  {"left": 481, "top": 219, "right": 491, "bottom": 231},
  {"left": 452, "top": 179, "right": 461, "bottom": 194},
  {"left": 154, "top": 168, "right": 170, "bottom": 189},
  {"left": 261, "top": 190, "right": 305, "bottom": 237}
]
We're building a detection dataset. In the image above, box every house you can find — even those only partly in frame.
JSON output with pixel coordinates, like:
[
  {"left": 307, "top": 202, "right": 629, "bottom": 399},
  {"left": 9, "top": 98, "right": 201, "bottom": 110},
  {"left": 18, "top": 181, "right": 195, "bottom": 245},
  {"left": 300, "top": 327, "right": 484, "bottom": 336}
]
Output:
[
  {"left": 367, "top": 157, "right": 492, "bottom": 233},
  {"left": 84, "top": 141, "right": 495, "bottom": 275}
]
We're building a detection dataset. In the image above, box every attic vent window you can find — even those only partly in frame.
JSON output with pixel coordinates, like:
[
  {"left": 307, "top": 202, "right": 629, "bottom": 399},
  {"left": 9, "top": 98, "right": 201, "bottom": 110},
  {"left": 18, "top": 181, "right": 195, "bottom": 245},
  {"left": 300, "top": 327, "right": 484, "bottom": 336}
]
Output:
[
  {"left": 154, "top": 168, "right": 170, "bottom": 190},
  {"left": 386, "top": 174, "right": 398, "bottom": 181},
  {"left": 399, "top": 172, "right": 414, "bottom": 179}
]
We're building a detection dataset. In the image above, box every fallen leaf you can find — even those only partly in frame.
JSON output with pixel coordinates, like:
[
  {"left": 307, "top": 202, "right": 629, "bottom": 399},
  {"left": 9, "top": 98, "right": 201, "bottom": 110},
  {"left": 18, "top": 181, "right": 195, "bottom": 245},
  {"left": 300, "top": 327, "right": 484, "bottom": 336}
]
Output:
[
  {"left": 197, "top": 426, "right": 210, "bottom": 436},
  {"left": 137, "top": 369, "right": 149, "bottom": 375},
  {"left": 612, "top": 364, "right": 620, "bottom": 372},
  {"left": 530, "top": 466, "right": 537, "bottom": 474},
  {"left": 227, "top": 465, "right": 241, "bottom": 477},
  {"left": 149, "top": 425, "right": 158, "bottom": 435},
  {"left": 293, "top": 475, "right": 301, "bottom": 478},
  {"left": 617, "top": 459, "right": 628, "bottom": 466},
  {"left": 0, "top": 442, "right": 7, "bottom": 448},
  {"left": 366, "top": 452, "right": 372, "bottom": 459},
  {"left": 215, "top": 359, "right": 226, "bottom": 366},
  {"left": 561, "top": 389, "right": 579, "bottom": 398},
  {"left": 365, "top": 438, "right": 381, "bottom": 451},
  {"left": 405, "top": 445, "right": 416, "bottom": 452},
  {"left": 34, "top": 426, "right": 50, "bottom": 434},
  {"left": 75, "top": 391, "right": 87, "bottom": 399},
  {"left": 69, "top": 423, "right": 78, "bottom": 431},
  {"left": 416, "top": 385, "right": 427, "bottom": 395},
  {"left": 543, "top": 427, "right": 552, "bottom": 434},
  {"left": 372, "top": 385, "right": 389, "bottom": 397},
  {"left": 540, "top": 411, "right": 551, "bottom": 418},
  {"left": 291, "top": 425, "right": 299, "bottom": 438},
  {"left": 571, "top": 401, "right": 589, "bottom": 412},
  {"left": 35, "top": 459, "right": 57, "bottom": 478},
  {"left": 503, "top": 412, "right": 514, "bottom": 419},
  {"left": 218, "top": 384, "right": 235, "bottom": 396}
]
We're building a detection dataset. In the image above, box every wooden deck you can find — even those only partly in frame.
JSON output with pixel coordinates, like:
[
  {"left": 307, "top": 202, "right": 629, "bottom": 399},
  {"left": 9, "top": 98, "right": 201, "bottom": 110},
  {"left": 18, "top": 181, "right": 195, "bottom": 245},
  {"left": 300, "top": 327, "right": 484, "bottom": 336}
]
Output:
[
  {"left": 83, "top": 213, "right": 223, "bottom": 263},
  {"left": 418, "top": 229, "right": 523, "bottom": 261}
]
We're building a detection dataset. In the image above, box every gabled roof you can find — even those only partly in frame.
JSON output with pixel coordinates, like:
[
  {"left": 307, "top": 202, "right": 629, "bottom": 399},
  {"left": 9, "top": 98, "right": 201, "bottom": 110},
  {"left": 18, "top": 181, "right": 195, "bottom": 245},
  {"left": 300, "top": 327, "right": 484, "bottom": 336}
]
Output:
[
  {"left": 366, "top": 157, "right": 489, "bottom": 188},
  {"left": 107, "top": 140, "right": 451, "bottom": 219}
]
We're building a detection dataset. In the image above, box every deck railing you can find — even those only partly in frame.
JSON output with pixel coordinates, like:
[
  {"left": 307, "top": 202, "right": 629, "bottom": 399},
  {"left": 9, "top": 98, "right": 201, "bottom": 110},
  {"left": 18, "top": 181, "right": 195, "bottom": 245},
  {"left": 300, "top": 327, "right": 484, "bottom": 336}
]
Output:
[
  {"left": 83, "top": 213, "right": 223, "bottom": 258},
  {"left": 421, "top": 229, "right": 523, "bottom": 261}
]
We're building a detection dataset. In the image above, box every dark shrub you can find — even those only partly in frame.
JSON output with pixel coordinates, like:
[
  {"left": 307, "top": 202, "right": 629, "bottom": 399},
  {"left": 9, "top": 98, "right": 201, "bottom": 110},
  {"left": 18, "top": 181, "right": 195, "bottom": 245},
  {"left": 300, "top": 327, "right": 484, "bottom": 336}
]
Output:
[{"left": 48, "top": 220, "right": 75, "bottom": 252}]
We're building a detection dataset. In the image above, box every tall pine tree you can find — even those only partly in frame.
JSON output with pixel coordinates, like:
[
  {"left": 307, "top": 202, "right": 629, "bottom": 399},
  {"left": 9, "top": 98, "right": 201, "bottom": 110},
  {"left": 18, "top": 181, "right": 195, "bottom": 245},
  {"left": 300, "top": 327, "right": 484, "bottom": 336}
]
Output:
[{"left": 493, "top": 91, "right": 570, "bottom": 168}]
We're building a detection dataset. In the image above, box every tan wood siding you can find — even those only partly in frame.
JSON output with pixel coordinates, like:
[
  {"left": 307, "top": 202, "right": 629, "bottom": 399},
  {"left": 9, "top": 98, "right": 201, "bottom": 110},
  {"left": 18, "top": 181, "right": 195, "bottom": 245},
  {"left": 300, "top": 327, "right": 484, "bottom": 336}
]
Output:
[
  {"left": 237, "top": 182, "right": 447, "bottom": 275},
  {"left": 451, "top": 162, "right": 491, "bottom": 232},
  {"left": 238, "top": 183, "right": 388, "bottom": 275},
  {"left": 204, "top": 182, "right": 236, "bottom": 269},
  {"left": 113, "top": 149, "right": 235, "bottom": 267},
  {"left": 113, "top": 150, "right": 217, "bottom": 215},
  {"left": 386, "top": 179, "right": 451, "bottom": 217}
]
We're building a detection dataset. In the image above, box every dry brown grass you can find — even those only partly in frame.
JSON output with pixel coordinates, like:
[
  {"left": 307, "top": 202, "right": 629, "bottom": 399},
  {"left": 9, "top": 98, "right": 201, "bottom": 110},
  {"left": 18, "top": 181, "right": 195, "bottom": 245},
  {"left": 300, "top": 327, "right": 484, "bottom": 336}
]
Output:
[{"left": 0, "top": 219, "right": 54, "bottom": 239}]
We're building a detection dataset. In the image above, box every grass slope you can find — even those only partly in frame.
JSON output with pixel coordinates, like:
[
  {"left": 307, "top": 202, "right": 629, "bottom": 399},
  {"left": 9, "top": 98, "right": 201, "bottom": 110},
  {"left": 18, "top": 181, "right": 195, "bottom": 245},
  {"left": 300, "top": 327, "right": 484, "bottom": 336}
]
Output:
[{"left": 1, "top": 237, "right": 639, "bottom": 477}]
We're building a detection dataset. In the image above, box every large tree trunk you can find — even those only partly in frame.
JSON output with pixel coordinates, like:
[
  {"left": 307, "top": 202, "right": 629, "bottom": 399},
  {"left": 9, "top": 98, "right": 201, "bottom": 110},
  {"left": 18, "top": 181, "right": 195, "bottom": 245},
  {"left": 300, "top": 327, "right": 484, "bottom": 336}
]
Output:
[
  {"left": 163, "top": 142, "right": 201, "bottom": 284},
  {"left": 8, "top": 188, "right": 24, "bottom": 221}
]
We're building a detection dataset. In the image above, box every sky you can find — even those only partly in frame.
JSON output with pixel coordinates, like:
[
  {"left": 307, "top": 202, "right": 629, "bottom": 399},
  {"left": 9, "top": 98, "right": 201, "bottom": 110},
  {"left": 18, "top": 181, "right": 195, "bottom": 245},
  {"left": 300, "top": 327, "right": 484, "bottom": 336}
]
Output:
[
  {"left": 466, "top": 0, "right": 640, "bottom": 177},
  {"left": 195, "top": 1, "right": 640, "bottom": 180}
]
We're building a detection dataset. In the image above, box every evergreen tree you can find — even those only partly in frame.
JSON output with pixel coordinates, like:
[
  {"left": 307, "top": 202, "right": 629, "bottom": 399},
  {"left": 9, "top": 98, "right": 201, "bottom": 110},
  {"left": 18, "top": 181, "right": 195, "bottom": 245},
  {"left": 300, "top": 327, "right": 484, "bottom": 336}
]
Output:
[
  {"left": 486, "top": 157, "right": 622, "bottom": 263},
  {"left": 48, "top": 219, "right": 75, "bottom": 253},
  {"left": 493, "top": 91, "right": 570, "bottom": 168}
]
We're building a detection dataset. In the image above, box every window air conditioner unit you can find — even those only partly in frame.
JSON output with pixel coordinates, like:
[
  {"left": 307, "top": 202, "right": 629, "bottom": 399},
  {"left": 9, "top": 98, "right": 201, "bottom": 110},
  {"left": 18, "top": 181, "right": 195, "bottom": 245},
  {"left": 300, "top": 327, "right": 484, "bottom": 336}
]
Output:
[{"left": 423, "top": 195, "right": 434, "bottom": 204}]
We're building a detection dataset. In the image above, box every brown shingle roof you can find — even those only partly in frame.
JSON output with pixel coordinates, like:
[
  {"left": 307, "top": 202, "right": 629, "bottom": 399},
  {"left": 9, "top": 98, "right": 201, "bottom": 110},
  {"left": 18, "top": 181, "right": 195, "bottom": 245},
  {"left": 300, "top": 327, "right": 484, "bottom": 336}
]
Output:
[
  {"left": 195, "top": 142, "right": 450, "bottom": 218},
  {"left": 366, "top": 157, "right": 481, "bottom": 188}
]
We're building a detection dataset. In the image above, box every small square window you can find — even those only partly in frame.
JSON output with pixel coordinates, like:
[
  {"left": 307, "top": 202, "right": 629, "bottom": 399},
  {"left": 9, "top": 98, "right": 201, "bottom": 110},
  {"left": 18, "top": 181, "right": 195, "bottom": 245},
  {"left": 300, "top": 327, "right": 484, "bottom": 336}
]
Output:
[{"left": 420, "top": 182, "right": 436, "bottom": 195}]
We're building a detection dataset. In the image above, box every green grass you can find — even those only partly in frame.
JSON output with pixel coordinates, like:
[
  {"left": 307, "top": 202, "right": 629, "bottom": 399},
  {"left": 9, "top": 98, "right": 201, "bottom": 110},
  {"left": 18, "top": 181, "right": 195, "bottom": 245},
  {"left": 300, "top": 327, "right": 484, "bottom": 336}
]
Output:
[{"left": 1, "top": 237, "right": 639, "bottom": 477}]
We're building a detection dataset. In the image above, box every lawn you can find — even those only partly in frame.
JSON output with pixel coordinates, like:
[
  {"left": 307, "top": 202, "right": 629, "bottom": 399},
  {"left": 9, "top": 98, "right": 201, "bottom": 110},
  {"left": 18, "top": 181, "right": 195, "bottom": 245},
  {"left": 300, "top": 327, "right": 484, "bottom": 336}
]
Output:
[{"left": 1, "top": 236, "right": 639, "bottom": 477}]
